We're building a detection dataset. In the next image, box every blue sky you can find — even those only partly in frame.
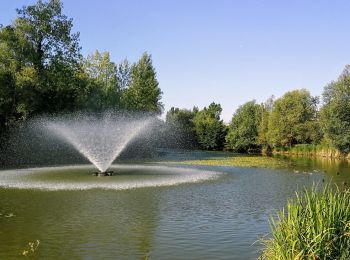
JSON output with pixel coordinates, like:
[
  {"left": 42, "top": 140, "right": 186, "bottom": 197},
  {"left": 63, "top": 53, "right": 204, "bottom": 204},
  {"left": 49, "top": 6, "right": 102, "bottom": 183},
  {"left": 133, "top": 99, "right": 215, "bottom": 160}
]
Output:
[{"left": 1, "top": 0, "right": 350, "bottom": 122}]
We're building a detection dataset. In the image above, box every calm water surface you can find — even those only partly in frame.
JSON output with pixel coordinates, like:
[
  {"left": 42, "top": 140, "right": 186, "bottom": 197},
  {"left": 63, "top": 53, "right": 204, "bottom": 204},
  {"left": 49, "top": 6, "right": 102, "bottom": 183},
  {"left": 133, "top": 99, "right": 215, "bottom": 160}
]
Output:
[{"left": 0, "top": 152, "right": 349, "bottom": 259}]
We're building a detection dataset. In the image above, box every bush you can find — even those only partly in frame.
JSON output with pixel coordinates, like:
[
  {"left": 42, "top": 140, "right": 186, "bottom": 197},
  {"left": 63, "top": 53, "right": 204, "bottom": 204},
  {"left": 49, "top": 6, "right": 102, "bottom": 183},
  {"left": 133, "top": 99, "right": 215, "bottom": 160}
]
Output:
[
  {"left": 274, "top": 146, "right": 290, "bottom": 152},
  {"left": 261, "top": 185, "right": 350, "bottom": 259}
]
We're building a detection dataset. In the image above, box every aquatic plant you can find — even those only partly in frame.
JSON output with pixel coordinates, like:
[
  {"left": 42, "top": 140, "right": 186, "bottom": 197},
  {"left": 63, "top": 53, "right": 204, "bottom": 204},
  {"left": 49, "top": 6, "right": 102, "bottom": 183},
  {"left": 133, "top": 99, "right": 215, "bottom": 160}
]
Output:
[
  {"left": 261, "top": 185, "right": 350, "bottom": 259},
  {"left": 274, "top": 144, "right": 344, "bottom": 158},
  {"left": 22, "top": 240, "right": 40, "bottom": 259}
]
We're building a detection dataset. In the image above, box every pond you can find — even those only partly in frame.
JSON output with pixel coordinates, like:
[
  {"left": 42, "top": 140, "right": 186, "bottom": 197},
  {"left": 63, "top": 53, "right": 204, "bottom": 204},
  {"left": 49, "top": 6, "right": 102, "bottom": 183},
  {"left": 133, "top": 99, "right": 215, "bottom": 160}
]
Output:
[{"left": 0, "top": 151, "right": 349, "bottom": 259}]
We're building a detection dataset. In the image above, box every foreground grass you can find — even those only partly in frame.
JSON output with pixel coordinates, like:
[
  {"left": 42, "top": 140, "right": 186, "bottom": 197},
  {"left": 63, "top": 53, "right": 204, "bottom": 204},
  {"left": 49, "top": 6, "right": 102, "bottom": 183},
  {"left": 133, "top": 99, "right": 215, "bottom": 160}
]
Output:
[
  {"left": 261, "top": 185, "right": 350, "bottom": 259},
  {"left": 176, "top": 156, "right": 290, "bottom": 169}
]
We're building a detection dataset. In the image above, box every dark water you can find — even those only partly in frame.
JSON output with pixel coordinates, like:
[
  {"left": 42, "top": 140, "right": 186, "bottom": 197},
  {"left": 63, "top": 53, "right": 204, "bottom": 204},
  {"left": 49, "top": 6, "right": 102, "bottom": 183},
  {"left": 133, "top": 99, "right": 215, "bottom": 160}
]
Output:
[{"left": 0, "top": 153, "right": 349, "bottom": 259}]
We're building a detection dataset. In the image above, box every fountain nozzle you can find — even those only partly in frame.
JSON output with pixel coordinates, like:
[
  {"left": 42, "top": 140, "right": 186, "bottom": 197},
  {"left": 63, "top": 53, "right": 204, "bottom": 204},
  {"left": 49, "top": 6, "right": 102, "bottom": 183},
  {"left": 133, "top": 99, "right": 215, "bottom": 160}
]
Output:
[{"left": 92, "top": 170, "right": 114, "bottom": 177}]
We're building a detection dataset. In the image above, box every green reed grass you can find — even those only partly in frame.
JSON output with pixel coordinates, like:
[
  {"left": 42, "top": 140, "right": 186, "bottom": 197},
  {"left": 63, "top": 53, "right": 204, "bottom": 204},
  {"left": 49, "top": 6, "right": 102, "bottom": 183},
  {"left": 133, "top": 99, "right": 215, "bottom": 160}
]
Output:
[
  {"left": 261, "top": 184, "right": 350, "bottom": 259},
  {"left": 274, "top": 144, "right": 340, "bottom": 156}
]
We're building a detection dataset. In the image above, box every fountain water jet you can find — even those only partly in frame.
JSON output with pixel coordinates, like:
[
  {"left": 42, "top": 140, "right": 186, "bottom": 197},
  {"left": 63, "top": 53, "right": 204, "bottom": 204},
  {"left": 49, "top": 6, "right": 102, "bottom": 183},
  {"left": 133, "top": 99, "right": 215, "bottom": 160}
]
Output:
[{"left": 42, "top": 112, "right": 154, "bottom": 173}]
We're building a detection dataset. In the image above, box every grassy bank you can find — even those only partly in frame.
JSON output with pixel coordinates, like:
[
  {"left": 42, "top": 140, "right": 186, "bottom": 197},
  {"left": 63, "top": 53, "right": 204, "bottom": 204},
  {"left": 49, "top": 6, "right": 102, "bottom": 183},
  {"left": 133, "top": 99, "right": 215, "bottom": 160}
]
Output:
[
  {"left": 176, "top": 156, "right": 290, "bottom": 169},
  {"left": 261, "top": 185, "right": 350, "bottom": 259},
  {"left": 273, "top": 144, "right": 350, "bottom": 160}
]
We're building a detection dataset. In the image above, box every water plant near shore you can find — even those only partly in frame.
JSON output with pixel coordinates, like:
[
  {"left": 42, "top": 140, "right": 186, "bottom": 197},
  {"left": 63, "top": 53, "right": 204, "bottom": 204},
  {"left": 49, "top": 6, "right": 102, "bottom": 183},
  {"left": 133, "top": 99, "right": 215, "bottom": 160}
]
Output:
[
  {"left": 261, "top": 184, "right": 350, "bottom": 259},
  {"left": 273, "top": 144, "right": 349, "bottom": 160}
]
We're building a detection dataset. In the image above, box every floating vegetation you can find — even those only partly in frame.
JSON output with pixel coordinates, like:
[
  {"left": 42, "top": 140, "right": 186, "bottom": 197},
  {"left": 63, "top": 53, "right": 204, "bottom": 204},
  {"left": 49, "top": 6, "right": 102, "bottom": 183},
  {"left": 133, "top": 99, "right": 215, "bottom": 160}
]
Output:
[
  {"left": 176, "top": 156, "right": 290, "bottom": 169},
  {"left": 22, "top": 240, "right": 40, "bottom": 258}
]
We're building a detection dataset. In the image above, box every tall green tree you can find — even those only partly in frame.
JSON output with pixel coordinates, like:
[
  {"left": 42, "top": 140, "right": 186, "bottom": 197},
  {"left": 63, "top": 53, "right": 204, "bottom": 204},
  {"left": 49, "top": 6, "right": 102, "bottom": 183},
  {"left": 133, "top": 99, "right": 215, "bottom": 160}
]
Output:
[
  {"left": 117, "top": 59, "right": 131, "bottom": 90},
  {"left": 193, "top": 102, "right": 226, "bottom": 150},
  {"left": 267, "top": 89, "right": 321, "bottom": 147},
  {"left": 320, "top": 65, "right": 350, "bottom": 153},
  {"left": 0, "top": 0, "right": 82, "bottom": 125},
  {"left": 0, "top": 24, "right": 40, "bottom": 127},
  {"left": 80, "top": 50, "right": 121, "bottom": 109},
  {"left": 226, "top": 100, "right": 261, "bottom": 152},
  {"left": 15, "top": 0, "right": 80, "bottom": 71},
  {"left": 122, "top": 53, "right": 163, "bottom": 113},
  {"left": 16, "top": 0, "right": 81, "bottom": 113},
  {"left": 257, "top": 96, "right": 274, "bottom": 151}
]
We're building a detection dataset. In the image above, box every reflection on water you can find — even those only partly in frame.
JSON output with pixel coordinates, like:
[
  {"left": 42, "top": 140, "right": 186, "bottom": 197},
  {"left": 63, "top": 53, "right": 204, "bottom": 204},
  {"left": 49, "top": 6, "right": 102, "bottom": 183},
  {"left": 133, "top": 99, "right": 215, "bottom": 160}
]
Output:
[
  {"left": 0, "top": 152, "right": 349, "bottom": 259},
  {"left": 0, "top": 188, "right": 159, "bottom": 259},
  {"left": 278, "top": 155, "right": 350, "bottom": 186}
]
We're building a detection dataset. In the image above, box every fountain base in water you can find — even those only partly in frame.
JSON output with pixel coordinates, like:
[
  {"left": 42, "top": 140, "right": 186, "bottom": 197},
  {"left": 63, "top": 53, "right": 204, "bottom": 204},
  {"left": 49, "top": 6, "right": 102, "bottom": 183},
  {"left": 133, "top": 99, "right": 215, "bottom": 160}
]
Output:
[
  {"left": 92, "top": 170, "right": 114, "bottom": 177},
  {"left": 0, "top": 165, "right": 220, "bottom": 190}
]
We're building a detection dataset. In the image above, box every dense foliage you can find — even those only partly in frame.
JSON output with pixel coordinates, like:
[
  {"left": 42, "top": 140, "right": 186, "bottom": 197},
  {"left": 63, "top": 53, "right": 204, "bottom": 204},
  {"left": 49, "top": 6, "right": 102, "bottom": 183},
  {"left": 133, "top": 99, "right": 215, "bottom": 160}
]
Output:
[
  {"left": 257, "top": 97, "right": 273, "bottom": 152},
  {"left": 226, "top": 100, "right": 261, "bottom": 152},
  {"left": 165, "top": 107, "right": 198, "bottom": 148},
  {"left": 123, "top": 53, "right": 163, "bottom": 113},
  {"left": 0, "top": 0, "right": 81, "bottom": 126},
  {"left": 261, "top": 185, "right": 350, "bottom": 259},
  {"left": 267, "top": 89, "right": 321, "bottom": 147},
  {"left": 320, "top": 66, "right": 350, "bottom": 153},
  {"left": 0, "top": 0, "right": 163, "bottom": 129},
  {"left": 79, "top": 50, "right": 121, "bottom": 110},
  {"left": 165, "top": 103, "right": 226, "bottom": 150},
  {"left": 192, "top": 102, "right": 227, "bottom": 150}
]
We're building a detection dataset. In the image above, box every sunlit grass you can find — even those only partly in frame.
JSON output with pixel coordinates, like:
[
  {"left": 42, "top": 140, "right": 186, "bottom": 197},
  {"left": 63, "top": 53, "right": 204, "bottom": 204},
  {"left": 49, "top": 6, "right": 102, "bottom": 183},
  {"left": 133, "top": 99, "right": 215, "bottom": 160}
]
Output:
[
  {"left": 175, "top": 156, "right": 290, "bottom": 169},
  {"left": 261, "top": 185, "right": 350, "bottom": 259}
]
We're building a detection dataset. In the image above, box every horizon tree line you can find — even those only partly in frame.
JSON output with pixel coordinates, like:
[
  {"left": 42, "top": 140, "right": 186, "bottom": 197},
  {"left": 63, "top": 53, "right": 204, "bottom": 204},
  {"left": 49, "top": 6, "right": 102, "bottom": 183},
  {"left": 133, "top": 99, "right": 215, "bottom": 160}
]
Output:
[
  {"left": 166, "top": 65, "right": 350, "bottom": 154},
  {"left": 1, "top": 0, "right": 349, "bottom": 156}
]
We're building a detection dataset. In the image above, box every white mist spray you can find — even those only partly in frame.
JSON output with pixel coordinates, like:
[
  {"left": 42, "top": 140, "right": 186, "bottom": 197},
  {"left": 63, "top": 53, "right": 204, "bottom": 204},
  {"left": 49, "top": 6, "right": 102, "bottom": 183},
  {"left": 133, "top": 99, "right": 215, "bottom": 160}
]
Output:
[{"left": 43, "top": 112, "right": 154, "bottom": 172}]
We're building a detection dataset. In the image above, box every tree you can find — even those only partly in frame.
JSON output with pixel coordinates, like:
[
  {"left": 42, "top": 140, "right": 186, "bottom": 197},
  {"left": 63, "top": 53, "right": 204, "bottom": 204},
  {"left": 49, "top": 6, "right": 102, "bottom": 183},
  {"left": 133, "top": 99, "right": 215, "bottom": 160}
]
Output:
[
  {"left": 0, "top": 70, "right": 16, "bottom": 128},
  {"left": 193, "top": 102, "right": 226, "bottom": 150},
  {"left": 117, "top": 59, "right": 131, "bottom": 90},
  {"left": 16, "top": 0, "right": 81, "bottom": 113},
  {"left": 80, "top": 50, "right": 120, "bottom": 109},
  {"left": 267, "top": 89, "right": 321, "bottom": 147},
  {"left": 320, "top": 65, "right": 350, "bottom": 153},
  {"left": 257, "top": 96, "right": 274, "bottom": 151},
  {"left": 122, "top": 53, "right": 163, "bottom": 113},
  {"left": 15, "top": 0, "right": 80, "bottom": 73},
  {"left": 0, "top": 0, "right": 165, "bottom": 130},
  {"left": 0, "top": 0, "right": 82, "bottom": 124},
  {"left": 226, "top": 100, "right": 261, "bottom": 152},
  {"left": 0, "top": 24, "right": 40, "bottom": 127},
  {"left": 165, "top": 107, "right": 198, "bottom": 148}
]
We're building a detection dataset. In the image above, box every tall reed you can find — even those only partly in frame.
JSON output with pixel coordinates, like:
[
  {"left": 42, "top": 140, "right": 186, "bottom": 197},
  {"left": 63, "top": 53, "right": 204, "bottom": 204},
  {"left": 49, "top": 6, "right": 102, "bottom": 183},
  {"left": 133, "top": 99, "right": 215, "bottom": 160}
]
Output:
[{"left": 261, "top": 184, "right": 350, "bottom": 259}]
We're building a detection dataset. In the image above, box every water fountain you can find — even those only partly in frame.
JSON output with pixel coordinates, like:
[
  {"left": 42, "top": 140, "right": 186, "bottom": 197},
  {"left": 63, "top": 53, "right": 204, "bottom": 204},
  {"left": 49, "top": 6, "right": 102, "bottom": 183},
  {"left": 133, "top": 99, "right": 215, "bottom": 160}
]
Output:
[
  {"left": 0, "top": 111, "right": 220, "bottom": 190},
  {"left": 42, "top": 112, "right": 154, "bottom": 175}
]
